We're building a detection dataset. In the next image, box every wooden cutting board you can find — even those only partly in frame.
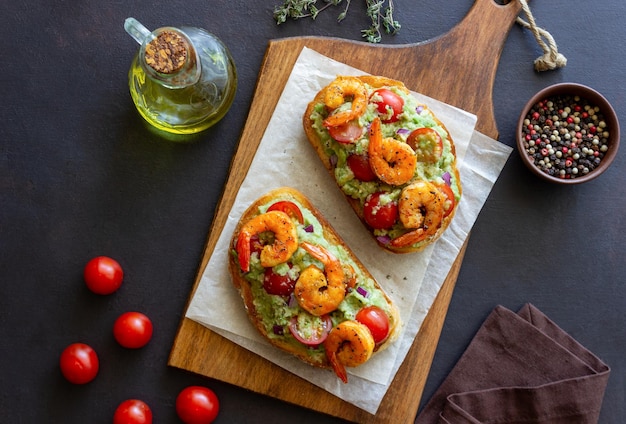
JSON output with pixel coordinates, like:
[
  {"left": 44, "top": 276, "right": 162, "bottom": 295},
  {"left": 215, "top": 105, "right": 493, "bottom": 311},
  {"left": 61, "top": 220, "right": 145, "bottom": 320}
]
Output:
[{"left": 169, "top": 0, "right": 521, "bottom": 422}]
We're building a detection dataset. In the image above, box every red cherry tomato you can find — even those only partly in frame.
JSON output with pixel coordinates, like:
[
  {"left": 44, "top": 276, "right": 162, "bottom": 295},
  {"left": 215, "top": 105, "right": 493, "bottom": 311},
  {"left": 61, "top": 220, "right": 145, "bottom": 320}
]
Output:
[
  {"left": 406, "top": 127, "right": 443, "bottom": 163},
  {"left": 59, "top": 343, "right": 99, "bottom": 384},
  {"left": 176, "top": 386, "right": 220, "bottom": 424},
  {"left": 356, "top": 306, "right": 390, "bottom": 344},
  {"left": 113, "top": 399, "right": 153, "bottom": 424},
  {"left": 363, "top": 192, "right": 398, "bottom": 230},
  {"left": 347, "top": 154, "right": 377, "bottom": 182},
  {"left": 327, "top": 120, "right": 364, "bottom": 143},
  {"left": 263, "top": 265, "right": 298, "bottom": 296},
  {"left": 370, "top": 89, "right": 404, "bottom": 123},
  {"left": 113, "top": 312, "right": 153, "bottom": 349},
  {"left": 437, "top": 183, "right": 456, "bottom": 218},
  {"left": 84, "top": 256, "right": 124, "bottom": 295},
  {"left": 288, "top": 314, "right": 332, "bottom": 346},
  {"left": 267, "top": 201, "right": 304, "bottom": 224}
]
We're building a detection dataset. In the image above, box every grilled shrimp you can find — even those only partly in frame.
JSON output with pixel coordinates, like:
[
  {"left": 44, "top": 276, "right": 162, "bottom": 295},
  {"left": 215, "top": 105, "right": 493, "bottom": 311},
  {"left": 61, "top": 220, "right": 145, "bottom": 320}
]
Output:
[
  {"left": 323, "top": 76, "right": 368, "bottom": 128},
  {"left": 368, "top": 118, "right": 417, "bottom": 186},
  {"left": 294, "top": 242, "right": 346, "bottom": 316},
  {"left": 324, "top": 320, "right": 375, "bottom": 383},
  {"left": 236, "top": 210, "right": 298, "bottom": 272},
  {"left": 390, "top": 180, "right": 445, "bottom": 248}
]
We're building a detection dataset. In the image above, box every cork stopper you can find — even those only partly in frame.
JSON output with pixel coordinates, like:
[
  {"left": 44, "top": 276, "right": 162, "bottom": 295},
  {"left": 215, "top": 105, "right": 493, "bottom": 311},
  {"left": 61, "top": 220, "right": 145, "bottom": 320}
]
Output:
[{"left": 144, "top": 30, "right": 188, "bottom": 74}]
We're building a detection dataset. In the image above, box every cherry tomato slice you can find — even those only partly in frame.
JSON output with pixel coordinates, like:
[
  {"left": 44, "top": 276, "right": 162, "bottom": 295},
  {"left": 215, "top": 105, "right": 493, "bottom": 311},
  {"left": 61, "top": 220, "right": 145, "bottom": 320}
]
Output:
[
  {"left": 289, "top": 314, "right": 332, "bottom": 346},
  {"left": 370, "top": 89, "right": 404, "bottom": 123},
  {"left": 437, "top": 183, "right": 456, "bottom": 218},
  {"left": 363, "top": 192, "right": 398, "bottom": 230},
  {"left": 347, "top": 153, "right": 377, "bottom": 182},
  {"left": 113, "top": 312, "right": 153, "bottom": 349},
  {"left": 263, "top": 264, "right": 298, "bottom": 296},
  {"left": 113, "top": 399, "right": 153, "bottom": 424},
  {"left": 406, "top": 127, "right": 443, "bottom": 163},
  {"left": 176, "top": 386, "right": 220, "bottom": 424},
  {"left": 84, "top": 256, "right": 124, "bottom": 295},
  {"left": 59, "top": 343, "right": 99, "bottom": 384},
  {"left": 249, "top": 234, "right": 264, "bottom": 254},
  {"left": 327, "top": 120, "right": 364, "bottom": 143},
  {"left": 356, "top": 306, "right": 390, "bottom": 344},
  {"left": 267, "top": 201, "right": 304, "bottom": 224}
]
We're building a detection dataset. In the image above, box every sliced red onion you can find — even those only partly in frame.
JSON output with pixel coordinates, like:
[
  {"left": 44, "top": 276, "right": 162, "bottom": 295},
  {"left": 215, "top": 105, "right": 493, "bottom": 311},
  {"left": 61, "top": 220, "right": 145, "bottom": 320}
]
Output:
[
  {"left": 416, "top": 106, "right": 424, "bottom": 114},
  {"left": 304, "top": 224, "right": 314, "bottom": 233},
  {"left": 442, "top": 171, "right": 451, "bottom": 186},
  {"left": 329, "top": 154, "right": 338, "bottom": 168},
  {"left": 396, "top": 128, "right": 410, "bottom": 136},
  {"left": 356, "top": 286, "right": 370, "bottom": 298},
  {"left": 288, "top": 293, "right": 298, "bottom": 308},
  {"left": 273, "top": 325, "right": 284, "bottom": 336},
  {"left": 376, "top": 235, "right": 391, "bottom": 245}
]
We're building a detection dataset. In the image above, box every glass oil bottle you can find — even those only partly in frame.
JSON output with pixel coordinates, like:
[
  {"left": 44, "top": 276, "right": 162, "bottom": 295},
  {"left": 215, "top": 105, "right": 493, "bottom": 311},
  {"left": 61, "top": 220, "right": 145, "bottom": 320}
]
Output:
[{"left": 124, "top": 18, "right": 237, "bottom": 135}]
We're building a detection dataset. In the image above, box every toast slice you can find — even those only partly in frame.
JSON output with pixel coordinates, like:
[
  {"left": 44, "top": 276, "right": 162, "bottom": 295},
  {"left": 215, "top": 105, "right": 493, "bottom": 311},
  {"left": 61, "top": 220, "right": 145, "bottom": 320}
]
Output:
[
  {"left": 303, "top": 76, "right": 462, "bottom": 253},
  {"left": 228, "top": 187, "right": 400, "bottom": 382}
]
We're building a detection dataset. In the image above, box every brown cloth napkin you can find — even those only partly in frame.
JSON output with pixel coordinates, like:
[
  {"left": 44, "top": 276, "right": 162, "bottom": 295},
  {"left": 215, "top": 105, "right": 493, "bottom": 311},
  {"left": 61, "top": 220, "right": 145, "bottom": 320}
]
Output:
[{"left": 416, "top": 304, "right": 610, "bottom": 424}]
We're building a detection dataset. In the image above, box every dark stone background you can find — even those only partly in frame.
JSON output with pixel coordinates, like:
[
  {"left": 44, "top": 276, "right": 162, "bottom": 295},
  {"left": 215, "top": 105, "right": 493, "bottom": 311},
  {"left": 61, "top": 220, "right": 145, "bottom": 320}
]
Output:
[{"left": 2, "top": 0, "right": 624, "bottom": 422}]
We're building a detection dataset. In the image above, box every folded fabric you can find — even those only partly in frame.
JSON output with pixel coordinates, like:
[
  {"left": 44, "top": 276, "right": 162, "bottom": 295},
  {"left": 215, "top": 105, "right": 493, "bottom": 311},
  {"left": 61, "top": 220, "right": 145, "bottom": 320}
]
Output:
[{"left": 416, "top": 304, "right": 610, "bottom": 424}]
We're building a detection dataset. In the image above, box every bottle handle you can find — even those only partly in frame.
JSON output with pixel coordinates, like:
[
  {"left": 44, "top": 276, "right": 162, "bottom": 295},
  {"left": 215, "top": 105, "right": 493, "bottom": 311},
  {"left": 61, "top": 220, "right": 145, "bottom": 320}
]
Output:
[{"left": 124, "top": 17, "right": 151, "bottom": 45}]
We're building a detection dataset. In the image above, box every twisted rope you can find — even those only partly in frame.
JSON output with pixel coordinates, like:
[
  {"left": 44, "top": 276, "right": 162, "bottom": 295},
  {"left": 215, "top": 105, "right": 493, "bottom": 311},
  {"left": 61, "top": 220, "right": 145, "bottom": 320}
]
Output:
[{"left": 516, "top": 0, "right": 567, "bottom": 71}]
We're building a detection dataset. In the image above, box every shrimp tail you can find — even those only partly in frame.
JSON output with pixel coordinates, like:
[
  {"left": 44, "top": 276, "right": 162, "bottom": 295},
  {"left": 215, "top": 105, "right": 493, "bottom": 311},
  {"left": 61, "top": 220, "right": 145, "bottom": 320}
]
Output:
[
  {"left": 300, "top": 241, "right": 331, "bottom": 263},
  {"left": 389, "top": 228, "right": 427, "bottom": 248},
  {"left": 236, "top": 232, "right": 251, "bottom": 272},
  {"left": 328, "top": 350, "right": 348, "bottom": 384}
]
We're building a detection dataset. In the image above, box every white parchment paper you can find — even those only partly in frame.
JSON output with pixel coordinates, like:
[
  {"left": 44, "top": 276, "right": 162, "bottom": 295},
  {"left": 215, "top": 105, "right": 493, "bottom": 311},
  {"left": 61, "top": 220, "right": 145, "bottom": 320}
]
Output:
[{"left": 186, "top": 47, "right": 512, "bottom": 414}]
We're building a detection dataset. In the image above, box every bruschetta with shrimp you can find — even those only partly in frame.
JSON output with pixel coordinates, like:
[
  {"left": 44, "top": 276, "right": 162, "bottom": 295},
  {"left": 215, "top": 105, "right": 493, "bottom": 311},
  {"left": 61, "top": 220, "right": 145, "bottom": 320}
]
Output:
[
  {"left": 303, "top": 75, "right": 462, "bottom": 253},
  {"left": 228, "top": 187, "right": 400, "bottom": 383}
]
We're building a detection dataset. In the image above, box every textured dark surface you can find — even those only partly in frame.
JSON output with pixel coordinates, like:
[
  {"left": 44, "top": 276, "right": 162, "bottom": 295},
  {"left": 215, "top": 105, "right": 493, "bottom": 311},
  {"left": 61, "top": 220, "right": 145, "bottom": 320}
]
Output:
[{"left": 1, "top": 1, "right": 624, "bottom": 423}]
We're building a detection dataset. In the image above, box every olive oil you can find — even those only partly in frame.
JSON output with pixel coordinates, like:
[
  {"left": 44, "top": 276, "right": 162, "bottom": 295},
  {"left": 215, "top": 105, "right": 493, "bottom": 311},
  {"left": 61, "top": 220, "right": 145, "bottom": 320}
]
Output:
[{"left": 125, "top": 20, "right": 237, "bottom": 135}]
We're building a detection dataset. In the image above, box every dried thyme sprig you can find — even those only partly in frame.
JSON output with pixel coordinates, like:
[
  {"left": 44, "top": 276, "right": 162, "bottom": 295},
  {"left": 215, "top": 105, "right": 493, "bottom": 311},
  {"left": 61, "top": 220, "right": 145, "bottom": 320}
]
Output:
[{"left": 273, "top": 0, "right": 401, "bottom": 43}]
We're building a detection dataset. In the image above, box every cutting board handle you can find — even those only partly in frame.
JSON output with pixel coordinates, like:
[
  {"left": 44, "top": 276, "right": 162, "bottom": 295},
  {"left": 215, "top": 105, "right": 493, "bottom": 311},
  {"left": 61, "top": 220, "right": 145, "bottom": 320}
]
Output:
[{"left": 397, "top": 0, "right": 522, "bottom": 138}]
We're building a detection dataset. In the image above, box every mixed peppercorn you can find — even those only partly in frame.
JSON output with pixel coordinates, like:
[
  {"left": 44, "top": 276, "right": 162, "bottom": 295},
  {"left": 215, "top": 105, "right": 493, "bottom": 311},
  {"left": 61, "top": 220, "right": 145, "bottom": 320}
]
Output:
[{"left": 520, "top": 94, "right": 611, "bottom": 179}]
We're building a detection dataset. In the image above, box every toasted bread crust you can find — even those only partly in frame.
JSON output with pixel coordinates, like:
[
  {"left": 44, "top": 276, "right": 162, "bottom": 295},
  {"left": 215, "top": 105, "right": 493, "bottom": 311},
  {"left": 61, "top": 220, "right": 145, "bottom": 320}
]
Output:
[
  {"left": 303, "top": 75, "right": 462, "bottom": 253},
  {"left": 228, "top": 187, "right": 400, "bottom": 370}
]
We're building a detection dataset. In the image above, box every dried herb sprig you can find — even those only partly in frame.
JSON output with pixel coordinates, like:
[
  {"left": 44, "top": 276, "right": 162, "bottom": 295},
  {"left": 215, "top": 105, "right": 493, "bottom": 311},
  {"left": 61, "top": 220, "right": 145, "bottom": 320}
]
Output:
[{"left": 273, "top": 0, "right": 401, "bottom": 43}]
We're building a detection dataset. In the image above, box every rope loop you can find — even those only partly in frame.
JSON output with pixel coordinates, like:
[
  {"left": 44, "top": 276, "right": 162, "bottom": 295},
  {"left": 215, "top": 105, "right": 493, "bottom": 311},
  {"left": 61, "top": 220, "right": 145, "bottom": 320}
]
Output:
[{"left": 516, "top": 0, "right": 567, "bottom": 71}]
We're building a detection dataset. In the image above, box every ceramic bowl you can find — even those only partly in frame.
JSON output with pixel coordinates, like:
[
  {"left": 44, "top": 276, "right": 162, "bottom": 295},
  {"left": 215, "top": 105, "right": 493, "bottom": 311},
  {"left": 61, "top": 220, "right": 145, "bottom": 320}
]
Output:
[{"left": 516, "top": 83, "right": 620, "bottom": 184}]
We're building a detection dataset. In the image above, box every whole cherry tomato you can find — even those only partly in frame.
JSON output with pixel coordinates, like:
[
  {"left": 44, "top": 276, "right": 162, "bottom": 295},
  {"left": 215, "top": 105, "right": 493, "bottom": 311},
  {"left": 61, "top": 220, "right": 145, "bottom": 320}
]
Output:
[
  {"left": 356, "top": 306, "right": 390, "bottom": 344},
  {"left": 113, "top": 312, "right": 153, "bottom": 349},
  {"left": 347, "top": 154, "right": 377, "bottom": 182},
  {"left": 176, "top": 386, "right": 220, "bottom": 424},
  {"left": 363, "top": 192, "right": 398, "bottom": 230},
  {"left": 113, "top": 399, "right": 153, "bottom": 424},
  {"left": 84, "top": 256, "right": 124, "bottom": 295},
  {"left": 370, "top": 89, "right": 404, "bottom": 123},
  {"left": 59, "top": 343, "right": 99, "bottom": 384}
]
